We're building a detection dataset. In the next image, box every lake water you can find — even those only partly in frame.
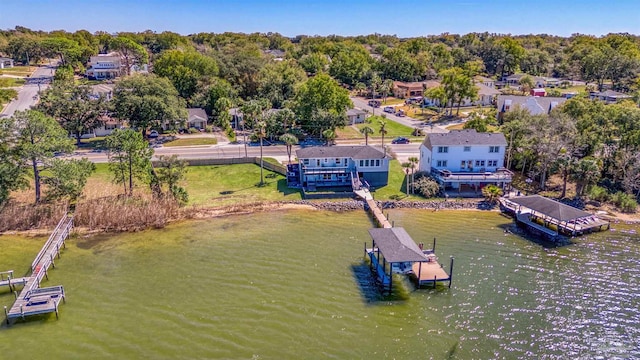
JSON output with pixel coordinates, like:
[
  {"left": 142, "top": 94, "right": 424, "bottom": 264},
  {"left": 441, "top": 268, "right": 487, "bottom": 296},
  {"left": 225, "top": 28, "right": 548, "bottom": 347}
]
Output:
[{"left": 0, "top": 209, "right": 639, "bottom": 359}]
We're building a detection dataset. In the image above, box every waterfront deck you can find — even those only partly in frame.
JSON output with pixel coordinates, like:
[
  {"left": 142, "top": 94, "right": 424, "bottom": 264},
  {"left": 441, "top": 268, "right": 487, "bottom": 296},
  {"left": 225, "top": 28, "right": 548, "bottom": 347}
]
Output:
[
  {"left": 411, "top": 256, "right": 451, "bottom": 287},
  {"left": 4, "top": 215, "right": 72, "bottom": 324},
  {"left": 501, "top": 195, "right": 610, "bottom": 239},
  {"left": 0, "top": 270, "right": 28, "bottom": 292}
]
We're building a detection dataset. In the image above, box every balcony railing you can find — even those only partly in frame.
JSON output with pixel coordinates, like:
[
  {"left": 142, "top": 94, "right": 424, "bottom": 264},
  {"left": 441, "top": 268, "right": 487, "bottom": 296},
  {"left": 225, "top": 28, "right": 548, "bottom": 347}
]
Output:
[{"left": 431, "top": 167, "right": 513, "bottom": 182}]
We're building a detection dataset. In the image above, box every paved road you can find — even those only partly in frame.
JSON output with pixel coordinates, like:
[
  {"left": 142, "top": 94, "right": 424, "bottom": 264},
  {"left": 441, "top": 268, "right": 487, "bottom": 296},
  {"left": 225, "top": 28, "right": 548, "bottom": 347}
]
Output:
[
  {"left": 1, "top": 65, "right": 55, "bottom": 118},
  {"left": 67, "top": 142, "right": 419, "bottom": 164},
  {"left": 350, "top": 97, "right": 448, "bottom": 134}
]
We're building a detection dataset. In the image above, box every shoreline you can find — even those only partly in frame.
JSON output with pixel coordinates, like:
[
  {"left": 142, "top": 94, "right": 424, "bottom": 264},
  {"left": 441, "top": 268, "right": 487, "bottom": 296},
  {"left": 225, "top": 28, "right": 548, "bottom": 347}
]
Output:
[{"left": 2, "top": 198, "right": 638, "bottom": 237}]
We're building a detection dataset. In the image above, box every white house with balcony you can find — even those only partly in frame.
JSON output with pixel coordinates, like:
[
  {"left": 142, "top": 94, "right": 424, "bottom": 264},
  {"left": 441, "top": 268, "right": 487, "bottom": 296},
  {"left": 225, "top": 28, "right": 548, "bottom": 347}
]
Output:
[
  {"left": 86, "top": 53, "right": 122, "bottom": 80},
  {"left": 290, "top": 146, "right": 389, "bottom": 191},
  {"left": 419, "top": 129, "right": 512, "bottom": 192}
]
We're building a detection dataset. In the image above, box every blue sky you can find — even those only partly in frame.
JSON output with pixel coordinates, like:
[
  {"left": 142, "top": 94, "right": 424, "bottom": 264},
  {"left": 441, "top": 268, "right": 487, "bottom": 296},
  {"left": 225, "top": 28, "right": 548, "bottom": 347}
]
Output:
[{"left": 1, "top": 0, "right": 639, "bottom": 37}]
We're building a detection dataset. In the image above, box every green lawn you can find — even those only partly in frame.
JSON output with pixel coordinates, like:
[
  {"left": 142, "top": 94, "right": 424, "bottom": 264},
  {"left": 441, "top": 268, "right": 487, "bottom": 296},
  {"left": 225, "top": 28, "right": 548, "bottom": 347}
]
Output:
[
  {"left": 0, "top": 77, "right": 26, "bottom": 87},
  {"left": 354, "top": 117, "right": 415, "bottom": 138},
  {"left": 0, "top": 66, "right": 34, "bottom": 77},
  {"left": 78, "top": 136, "right": 108, "bottom": 150},
  {"left": 87, "top": 162, "right": 302, "bottom": 206},
  {"left": 163, "top": 138, "right": 218, "bottom": 147},
  {"left": 184, "top": 164, "right": 301, "bottom": 206},
  {"left": 372, "top": 160, "right": 425, "bottom": 201}
]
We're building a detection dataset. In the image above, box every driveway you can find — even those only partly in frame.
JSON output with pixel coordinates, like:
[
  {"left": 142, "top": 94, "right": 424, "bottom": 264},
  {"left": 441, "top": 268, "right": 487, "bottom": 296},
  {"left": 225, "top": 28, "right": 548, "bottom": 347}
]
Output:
[
  {"left": 1, "top": 65, "right": 56, "bottom": 118},
  {"left": 350, "top": 97, "right": 448, "bottom": 134}
]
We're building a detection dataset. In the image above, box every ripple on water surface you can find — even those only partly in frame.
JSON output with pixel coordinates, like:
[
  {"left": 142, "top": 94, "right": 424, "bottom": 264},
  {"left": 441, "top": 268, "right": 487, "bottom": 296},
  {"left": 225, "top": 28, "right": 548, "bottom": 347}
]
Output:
[{"left": 0, "top": 210, "right": 638, "bottom": 359}]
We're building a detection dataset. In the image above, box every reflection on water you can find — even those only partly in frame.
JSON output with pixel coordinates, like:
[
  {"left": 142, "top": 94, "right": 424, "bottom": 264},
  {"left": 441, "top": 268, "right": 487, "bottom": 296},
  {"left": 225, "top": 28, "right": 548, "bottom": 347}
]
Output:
[{"left": 0, "top": 210, "right": 638, "bottom": 359}]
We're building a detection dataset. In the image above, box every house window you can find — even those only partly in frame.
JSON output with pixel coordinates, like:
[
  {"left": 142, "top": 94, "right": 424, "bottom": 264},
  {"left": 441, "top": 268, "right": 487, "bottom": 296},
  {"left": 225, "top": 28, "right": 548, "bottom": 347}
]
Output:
[
  {"left": 475, "top": 160, "right": 485, "bottom": 167},
  {"left": 488, "top": 160, "right": 498, "bottom": 167},
  {"left": 365, "top": 160, "right": 370, "bottom": 166},
  {"left": 303, "top": 159, "right": 309, "bottom": 165},
  {"left": 324, "top": 158, "right": 328, "bottom": 163},
  {"left": 460, "top": 160, "right": 466, "bottom": 168},
  {"left": 359, "top": 160, "right": 364, "bottom": 167},
  {"left": 464, "top": 146, "right": 471, "bottom": 152},
  {"left": 489, "top": 146, "right": 500, "bottom": 153},
  {"left": 376, "top": 159, "right": 380, "bottom": 166},
  {"left": 316, "top": 160, "right": 320, "bottom": 166},
  {"left": 437, "top": 146, "right": 448, "bottom": 153},
  {"left": 335, "top": 158, "right": 341, "bottom": 165},
  {"left": 436, "top": 160, "right": 447, "bottom": 167}
]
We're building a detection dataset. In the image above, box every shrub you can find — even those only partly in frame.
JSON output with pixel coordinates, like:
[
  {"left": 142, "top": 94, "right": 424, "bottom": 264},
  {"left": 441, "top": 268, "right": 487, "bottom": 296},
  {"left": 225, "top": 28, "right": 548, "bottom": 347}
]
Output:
[
  {"left": 613, "top": 192, "right": 638, "bottom": 213},
  {"left": 205, "top": 125, "right": 213, "bottom": 133},
  {"left": 226, "top": 127, "right": 236, "bottom": 142},
  {"left": 588, "top": 185, "right": 610, "bottom": 202},
  {"left": 188, "top": 127, "right": 199, "bottom": 134},
  {"left": 413, "top": 172, "right": 441, "bottom": 198}
]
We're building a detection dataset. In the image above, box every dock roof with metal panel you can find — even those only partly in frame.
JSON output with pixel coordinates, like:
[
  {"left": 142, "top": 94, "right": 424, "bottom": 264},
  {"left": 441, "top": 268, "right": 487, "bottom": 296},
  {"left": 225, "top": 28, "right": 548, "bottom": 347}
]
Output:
[
  {"left": 509, "top": 195, "right": 591, "bottom": 222},
  {"left": 367, "top": 227, "right": 427, "bottom": 263}
]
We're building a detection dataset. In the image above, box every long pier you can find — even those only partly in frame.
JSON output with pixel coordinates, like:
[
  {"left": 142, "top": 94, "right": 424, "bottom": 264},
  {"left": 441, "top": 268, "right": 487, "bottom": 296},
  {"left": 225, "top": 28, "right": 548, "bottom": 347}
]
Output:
[{"left": 3, "top": 215, "right": 72, "bottom": 325}]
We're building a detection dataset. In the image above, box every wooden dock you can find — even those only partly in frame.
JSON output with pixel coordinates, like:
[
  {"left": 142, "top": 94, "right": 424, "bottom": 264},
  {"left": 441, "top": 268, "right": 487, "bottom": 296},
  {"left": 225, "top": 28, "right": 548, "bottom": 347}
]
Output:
[
  {"left": 0, "top": 271, "right": 28, "bottom": 292},
  {"left": 4, "top": 215, "right": 72, "bottom": 325}
]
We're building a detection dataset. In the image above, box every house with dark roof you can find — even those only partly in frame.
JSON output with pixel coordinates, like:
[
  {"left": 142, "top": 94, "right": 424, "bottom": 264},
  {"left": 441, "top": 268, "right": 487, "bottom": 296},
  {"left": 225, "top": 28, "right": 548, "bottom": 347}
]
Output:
[
  {"left": 589, "top": 90, "right": 633, "bottom": 104},
  {"left": 291, "top": 145, "right": 389, "bottom": 190},
  {"left": 419, "top": 129, "right": 512, "bottom": 192},
  {"left": 423, "top": 81, "right": 500, "bottom": 107},
  {"left": 496, "top": 95, "right": 566, "bottom": 120},
  {"left": 186, "top": 108, "right": 208, "bottom": 129},
  {"left": 346, "top": 108, "right": 367, "bottom": 124}
]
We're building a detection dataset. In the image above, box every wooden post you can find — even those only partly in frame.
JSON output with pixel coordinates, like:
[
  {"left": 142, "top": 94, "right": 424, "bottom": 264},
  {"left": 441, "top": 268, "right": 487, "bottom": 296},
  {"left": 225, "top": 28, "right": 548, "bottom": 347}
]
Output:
[
  {"left": 433, "top": 237, "right": 436, "bottom": 252},
  {"left": 44, "top": 267, "right": 49, "bottom": 280},
  {"left": 14, "top": 290, "right": 17, "bottom": 299},
  {"left": 449, "top": 257, "right": 454, "bottom": 289},
  {"left": 57, "top": 245, "right": 61, "bottom": 259},
  {"left": 388, "top": 267, "right": 393, "bottom": 296},
  {"left": 417, "top": 262, "right": 422, "bottom": 287},
  {"left": 55, "top": 303, "right": 59, "bottom": 319},
  {"left": 50, "top": 254, "right": 55, "bottom": 268},
  {"left": 433, "top": 275, "right": 437, "bottom": 289},
  {"left": 392, "top": 220, "right": 394, "bottom": 227}
]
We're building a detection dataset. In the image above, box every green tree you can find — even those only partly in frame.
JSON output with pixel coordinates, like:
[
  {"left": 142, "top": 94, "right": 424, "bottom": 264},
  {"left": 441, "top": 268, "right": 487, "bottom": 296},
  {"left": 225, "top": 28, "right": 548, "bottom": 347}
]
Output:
[
  {"left": 519, "top": 75, "right": 534, "bottom": 95},
  {"left": 280, "top": 133, "right": 298, "bottom": 164},
  {"left": 106, "top": 128, "right": 153, "bottom": 196},
  {"left": 255, "top": 121, "right": 267, "bottom": 185},
  {"left": 299, "top": 52, "right": 328, "bottom": 75},
  {"left": 379, "top": 48, "right": 420, "bottom": 81},
  {"left": 0, "top": 117, "right": 28, "bottom": 205},
  {"left": 328, "top": 43, "right": 371, "bottom": 86},
  {"left": 402, "top": 162, "right": 411, "bottom": 195},
  {"left": 153, "top": 50, "right": 219, "bottom": 100},
  {"left": 42, "top": 158, "right": 95, "bottom": 202},
  {"left": 257, "top": 60, "right": 307, "bottom": 108},
  {"left": 378, "top": 119, "right": 388, "bottom": 155},
  {"left": 155, "top": 155, "right": 189, "bottom": 204},
  {"left": 37, "top": 84, "right": 107, "bottom": 145},
  {"left": 40, "top": 37, "right": 83, "bottom": 66},
  {"left": 322, "top": 129, "right": 336, "bottom": 145},
  {"left": 463, "top": 112, "right": 489, "bottom": 132},
  {"left": 113, "top": 74, "right": 187, "bottom": 134},
  {"left": 108, "top": 36, "right": 148, "bottom": 76},
  {"left": 481, "top": 184, "right": 503, "bottom": 204},
  {"left": 360, "top": 125, "right": 374, "bottom": 145},
  {"left": 408, "top": 156, "right": 419, "bottom": 194},
  {"left": 7, "top": 110, "right": 75, "bottom": 203},
  {"left": 294, "top": 73, "right": 351, "bottom": 136}
]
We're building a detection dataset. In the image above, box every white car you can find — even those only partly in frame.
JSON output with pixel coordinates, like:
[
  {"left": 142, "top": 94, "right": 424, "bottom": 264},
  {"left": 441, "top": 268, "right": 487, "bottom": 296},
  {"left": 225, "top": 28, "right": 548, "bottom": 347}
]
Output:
[{"left": 148, "top": 130, "right": 159, "bottom": 138}]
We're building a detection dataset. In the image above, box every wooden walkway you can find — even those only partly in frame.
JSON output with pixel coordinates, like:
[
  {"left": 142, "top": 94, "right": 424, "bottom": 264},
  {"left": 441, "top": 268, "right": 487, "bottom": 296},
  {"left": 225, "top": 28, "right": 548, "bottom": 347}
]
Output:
[
  {"left": 4, "top": 215, "right": 72, "bottom": 324},
  {"left": 355, "top": 188, "right": 392, "bottom": 229}
]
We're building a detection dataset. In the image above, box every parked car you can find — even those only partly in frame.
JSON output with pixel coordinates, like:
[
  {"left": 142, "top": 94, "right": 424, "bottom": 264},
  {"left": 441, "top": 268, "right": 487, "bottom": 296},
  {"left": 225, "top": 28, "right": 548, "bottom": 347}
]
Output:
[
  {"left": 383, "top": 106, "right": 394, "bottom": 113},
  {"left": 391, "top": 137, "right": 410, "bottom": 144},
  {"left": 368, "top": 100, "right": 381, "bottom": 108},
  {"left": 396, "top": 109, "right": 406, "bottom": 117},
  {"left": 148, "top": 130, "right": 159, "bottom": 138}
]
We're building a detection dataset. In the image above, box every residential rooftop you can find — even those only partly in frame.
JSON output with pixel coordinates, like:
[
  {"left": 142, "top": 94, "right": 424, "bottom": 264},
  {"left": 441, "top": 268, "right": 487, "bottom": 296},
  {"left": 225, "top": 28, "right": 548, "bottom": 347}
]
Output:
[{"left": 422, "top": 129, "right": 507, "bottom": 148}]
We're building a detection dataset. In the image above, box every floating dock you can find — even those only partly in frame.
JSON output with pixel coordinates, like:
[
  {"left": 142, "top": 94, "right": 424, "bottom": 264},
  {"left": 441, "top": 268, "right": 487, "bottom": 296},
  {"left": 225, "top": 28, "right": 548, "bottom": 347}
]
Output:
[{"left": 3, "top": 215, "right": 72, "bottom": 325}]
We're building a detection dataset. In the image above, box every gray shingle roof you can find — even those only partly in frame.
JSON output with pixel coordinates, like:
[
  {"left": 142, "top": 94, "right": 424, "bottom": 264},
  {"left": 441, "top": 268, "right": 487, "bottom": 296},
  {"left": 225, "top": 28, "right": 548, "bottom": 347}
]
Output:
[
  {"left": 591, "top": 90, "right": 632, "bottom": 98},
  {"left": 368, "top": 228, "right": 427, "bottom": 263},
  {"left": 296, "top": 145, "right": 386, "bottom": 159},
  {"left": 187, "top": 108, "right": 207, "bottom": 122},
  {"left": 509, "top": 195, "right": 592, "bottom": 222},
  {"left": 346, "top": 108, "right": 366, "bottom": 116},
  {"left": 422, "top": 129, "right": 506, "bottom": 149},
  {"left": 496, "top": 95, "right": 566, "bottom": 114}
]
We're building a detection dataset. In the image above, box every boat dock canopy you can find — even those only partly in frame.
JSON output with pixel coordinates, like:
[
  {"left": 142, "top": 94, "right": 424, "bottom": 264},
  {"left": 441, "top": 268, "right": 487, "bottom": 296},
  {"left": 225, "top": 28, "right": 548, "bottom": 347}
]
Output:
[
  {"left": 509, "top": 195, "right": 591, "bottom": 222},
  {"left": 368, "top": 228, "right": 427, "bottom": 263}
]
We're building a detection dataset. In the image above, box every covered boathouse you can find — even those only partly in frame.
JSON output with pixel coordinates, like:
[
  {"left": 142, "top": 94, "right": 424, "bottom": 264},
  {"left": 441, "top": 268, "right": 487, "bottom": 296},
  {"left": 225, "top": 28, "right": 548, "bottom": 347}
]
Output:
[
  {"left": 502, "top": 195, "right": 610, "bottom": 240},
  {"left": 365, "top": 227, "right": 452, "bottom": 294}
]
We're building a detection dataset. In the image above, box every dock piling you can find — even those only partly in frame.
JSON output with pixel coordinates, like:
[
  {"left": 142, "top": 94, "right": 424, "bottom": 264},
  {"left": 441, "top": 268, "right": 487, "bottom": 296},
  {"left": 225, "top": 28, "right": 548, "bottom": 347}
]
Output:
[
  {"left": 433, "top": 275, "right": 437, "bottom": 289},
  {"left": 449, "top": 257, "right": 454, "bottom": 289}
]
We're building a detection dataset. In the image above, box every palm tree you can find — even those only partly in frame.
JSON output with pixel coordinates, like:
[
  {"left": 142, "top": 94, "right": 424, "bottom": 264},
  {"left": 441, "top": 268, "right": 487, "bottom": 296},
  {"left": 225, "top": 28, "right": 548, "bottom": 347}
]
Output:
[
  {"left": 408, "top": 156, "right": 419, "bottom": 194},
  {"left": 402, "top": 162, "right": 412, "bottom": 195},
  {"left": 280, "top": 133, "right": 298, "bottom": 164},
  {"left": 322, "top": 129, "right": 336, "bottom": 146},
  {"left": 382, "top": 79, "right": 394, "bottom": 103},
  {"left": 378, "top": 118, "right": 388, "bottom": 155},
  {"left": 482, "top": 184, "right": 503, "bottom": 204},
  {"left": 360, "top": 125, "right": 374, "bottom": 145},
  {"left": 256, "top": 121, "right": 267, "bottom": 185},
  {"left": 354, "top": 82, "right": 366, "bottom": 97}
]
